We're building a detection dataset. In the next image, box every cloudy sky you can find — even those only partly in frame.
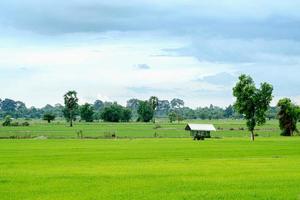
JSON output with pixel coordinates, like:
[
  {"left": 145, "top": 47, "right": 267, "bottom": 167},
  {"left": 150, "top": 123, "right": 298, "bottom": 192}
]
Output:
[{"left": 1, "top": 0, "right": 300, "bottom": 108}]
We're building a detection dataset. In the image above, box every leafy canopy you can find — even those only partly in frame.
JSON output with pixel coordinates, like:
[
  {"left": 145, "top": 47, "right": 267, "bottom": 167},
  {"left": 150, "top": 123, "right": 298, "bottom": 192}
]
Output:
[
  {"left": 233, "top": 74, "right": 273, "bottom": 140},
  {"left": 80, "top": 103, "right": 94, "bottom": 122},
  {"left": 43, "top": 113, "right": 56, "bottom": 123},
  {"left": 277, "top": 98, "right": 300, "bottom": 136},
  {"left": 63, "top": 91, "right": 79, "bottom": 127},
  {"left": 137, "top": 101, "right": 154, "bottom": 122}
]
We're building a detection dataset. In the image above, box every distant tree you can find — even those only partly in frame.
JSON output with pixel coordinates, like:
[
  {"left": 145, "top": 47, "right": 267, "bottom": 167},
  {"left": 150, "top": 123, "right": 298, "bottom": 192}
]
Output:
[
  {"left": 137, "top": 101, "right": 154, "bottom": 122},
  {"left": 1, "top": 99, "right": 17, "bottom": 116},
  {"left": 156, "top": 100, "right": 170, "bottom": 117},
  {"left": 101, "top": 103, "right": 129, "bottom": 122},
  {"left": 277, "top": 98, "right": 300, "bottom": 136},
  {"left": 149, "top": 96, "right": 159, "bottom": 123},
  {"left": 63, "top": 91, "right": 79, "bottom": 127},
  {"left": 266, "top": 106, "right": 278, "bottom": 120},
  {"left": 224, "top": 105, "right": 234, "bottom": 118},
  {"left": 43, "top": 113, "right": 56, "bottom": 123},
  {"left": 2, "top": 115, "right": 12, "bottom": 126},
  {"left": 93, "top": 100, "right": 104, "bottom": 111},
  {"left": 126, "top": 98, "right": 141, "bottom": 119},
  {"left": 168, "top": 111, "right": 177, "bottom": 123},
  {"left": 80, "top": 103, "right": 94, "bottom": 122},
  {"left": 170, "top": 98, "right": 184, "bottom": 109},
  {"left": 122, "top": 108, "right": 132, "bottom": 122},
  {"left": 233, "top": 74, "right": 273, "bottom": 141}
]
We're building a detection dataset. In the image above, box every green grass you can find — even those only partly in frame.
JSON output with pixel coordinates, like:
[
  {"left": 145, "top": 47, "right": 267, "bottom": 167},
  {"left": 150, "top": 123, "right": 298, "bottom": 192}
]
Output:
[
  {"left": 0, "top": 119, "right": 285, "bottom": 139},
  {"left": 1, "top": 138, "right": 300, "bottom": 199}
]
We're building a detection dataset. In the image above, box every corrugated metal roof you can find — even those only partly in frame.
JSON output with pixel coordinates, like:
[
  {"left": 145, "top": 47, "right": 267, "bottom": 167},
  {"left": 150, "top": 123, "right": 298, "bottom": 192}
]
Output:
[{"left": 185, "top": 124, "right": 216, "bottom": 131}]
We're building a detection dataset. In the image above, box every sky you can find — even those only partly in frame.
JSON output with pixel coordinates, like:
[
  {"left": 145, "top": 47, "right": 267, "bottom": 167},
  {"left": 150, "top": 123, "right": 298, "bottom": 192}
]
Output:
[{"left": 1, "top": 0, "right": 300, "bottom": 108}]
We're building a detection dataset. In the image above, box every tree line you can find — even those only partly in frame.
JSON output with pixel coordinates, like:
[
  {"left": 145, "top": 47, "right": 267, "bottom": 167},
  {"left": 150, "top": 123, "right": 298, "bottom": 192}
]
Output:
[
  {"left": 1, "top": 74, "right": 299, "bottom": 140},
  {"left": 0, "top": 96, "right": 278, "bottom": 122}
]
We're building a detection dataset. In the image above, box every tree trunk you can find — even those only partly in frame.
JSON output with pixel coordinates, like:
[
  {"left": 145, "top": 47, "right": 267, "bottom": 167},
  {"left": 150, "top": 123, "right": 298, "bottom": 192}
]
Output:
[
  {"left": 70, "top": 119, "right": 73, "bottom": 127},
  {"left": 251, "top": 130, "right": 255, "bottom": 141}
]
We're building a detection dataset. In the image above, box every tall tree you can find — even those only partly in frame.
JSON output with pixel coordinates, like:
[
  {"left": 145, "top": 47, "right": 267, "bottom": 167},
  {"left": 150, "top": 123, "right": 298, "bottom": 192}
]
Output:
[
  {"left": 149, "top": 96, "right": 159, "bottom": 123},
  {"left": 80, "top": 103, "right": 94, "bottom": 122},
  {"left": 63, "top": 91, "right": 79, "bottom": 127},
  {"left": 137, "top": 101, "right": 154, "bottom": 122},
  {"left": 277, "top": 98, "right": 300, "bottom": 136},
  {"left": 233, "top": 74, "right": 273, "bottom": 141}
]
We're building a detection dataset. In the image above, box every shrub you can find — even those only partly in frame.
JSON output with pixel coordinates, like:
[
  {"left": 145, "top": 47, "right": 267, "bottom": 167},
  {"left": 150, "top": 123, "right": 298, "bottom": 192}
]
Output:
[
  {"left": 153, "top": 124, "right": 161, "bottom": 129},
  {"left": 22, "top": 122, "right": 30, "bottom": 126},
  {"left": 10, "top": 122, "right": 19, "bottom": 126}
]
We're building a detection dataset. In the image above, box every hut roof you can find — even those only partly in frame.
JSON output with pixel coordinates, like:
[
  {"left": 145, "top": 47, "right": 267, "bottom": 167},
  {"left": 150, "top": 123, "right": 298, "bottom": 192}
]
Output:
[{"left": 185, "top": 124, "right": 216, "bottom": 131}]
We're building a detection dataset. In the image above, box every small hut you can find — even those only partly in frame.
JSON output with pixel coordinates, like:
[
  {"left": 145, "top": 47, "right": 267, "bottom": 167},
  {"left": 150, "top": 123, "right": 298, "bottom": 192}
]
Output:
[{"left": 185, "top": 124, "right": 216, "bottom": 139}]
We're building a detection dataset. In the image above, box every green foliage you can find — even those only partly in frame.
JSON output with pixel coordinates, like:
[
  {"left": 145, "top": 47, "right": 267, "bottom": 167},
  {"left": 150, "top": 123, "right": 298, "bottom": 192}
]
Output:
[
  {"left": 149, "top": 96, "right": 159, "bottom": 123},
  {"left": 101, "top": 103, "right": 132, "bottom": 122},
  {"left": 168, "top": 111, "right": 177, "bottom": 123},
  {"left": 22, "top": 121, "right": 30, "bottom": 126},
  {"left": 43, "top": 113, "right": 56, "bottom": 123},
  {"left": 122, "top": 108, "right": 132, "bottom": 122},
  {"left": 63, "top": 91, "right": 79, "bottom": 127},
  {"left": 80, "top": 103, "right": 94, "bottom": 122},
  {"left": 2, "top": 115, "right": 12, "bottom": 126},
  {"left": 233, "top": 74, "right": 273, "bottom": 141},
  {"left": 170, "top": 98, "right": 184, "bottom": 109},
  {"left": 277, "top": 98, "right": 300, "bottom": 136},
  {"left": 137, "top": 101, "right": 154, "bottom": 122}
]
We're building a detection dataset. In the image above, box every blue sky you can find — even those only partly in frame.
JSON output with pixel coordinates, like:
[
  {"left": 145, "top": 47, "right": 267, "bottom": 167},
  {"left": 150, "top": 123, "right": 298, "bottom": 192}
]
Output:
[{"left": 0, "top": 0, "right": 300, "bottom": 108}]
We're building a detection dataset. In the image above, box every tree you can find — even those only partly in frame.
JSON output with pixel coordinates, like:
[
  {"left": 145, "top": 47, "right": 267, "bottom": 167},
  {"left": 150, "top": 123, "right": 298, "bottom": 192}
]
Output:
[
  {"left": 224, "top": 105, "right": 234, "bottom": 118},
  {"left": 101, "top": 103, "right": 129, "bottom": 122},
  {"left": 137, "top": 101, "right": 154, "bottom": 122},
  {"left": 149, "top": 96, "right": 159, "bottom": 123},
  {"left": 2, "top": 115, "right": 12, "bottom": 126},
  {"left": 156, "top": 100, "right": 170, "bottom": 117},
  {"left": 168, "top": 111, "right": 177, "bottom": 123},
  {"left": 122, "top": 108, "right": 132, "bottom": 122},
  {"left": 80, "top": 103, "right": 94, "bottom": 122},
  {"left": 277, "top": 98, "right": 300, "bottom": 136},
  {"left": 170, "top": 98, "right": 184, "bottom": 109},
  {"left": 93, "top": 100, "right": 104, "bottom": 111},
  {"left": 1, "top": 99, "right": 17, "bottom": 116},
  {"left": 43, "top": 113, "right": 56, "bottom": 123},
  {"left": 63, "top": 91, "right": 79, "bottom": 127},
  {"left": 233, "top": 74, "right": 273, "bottom": 141}
]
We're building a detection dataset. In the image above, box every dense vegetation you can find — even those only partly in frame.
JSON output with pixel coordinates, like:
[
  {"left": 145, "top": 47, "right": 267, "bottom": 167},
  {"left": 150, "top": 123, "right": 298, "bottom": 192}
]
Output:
[{"left": 0, "top": 97, "right": 278, "bottom": 121}]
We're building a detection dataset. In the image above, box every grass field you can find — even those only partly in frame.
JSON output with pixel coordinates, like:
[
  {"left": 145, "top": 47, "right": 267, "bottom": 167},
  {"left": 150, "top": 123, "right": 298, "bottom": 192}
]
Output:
[
  {"left": 0, "top": 119, "right": 287, "bottom": 139},
  {"left": 1, "top": 120, "right": 300, "bottom": 199},
  {"left": 1, "top": 138, "right": 300, "bottom": 200}
]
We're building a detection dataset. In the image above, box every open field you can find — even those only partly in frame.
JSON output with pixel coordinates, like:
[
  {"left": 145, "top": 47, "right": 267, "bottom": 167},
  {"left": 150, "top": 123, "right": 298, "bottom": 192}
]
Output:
[
  {"left": 0, "top": 138, "right": 300, "bottom": 200},
  {"left": 0, "top": 119, "right": 288, "bottom": 139}
]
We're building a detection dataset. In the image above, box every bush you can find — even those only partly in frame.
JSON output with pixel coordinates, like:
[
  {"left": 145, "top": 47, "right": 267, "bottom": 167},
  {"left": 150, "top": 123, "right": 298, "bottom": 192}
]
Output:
[
  {"left": 22, "top": 122, "right": 30, "bottom": 126},
  {"left": 153, "top": 124, "right": 161, "bottom": 129},
  {"left": 10, "top": 122, "right": 19, "bottom": 126}
]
